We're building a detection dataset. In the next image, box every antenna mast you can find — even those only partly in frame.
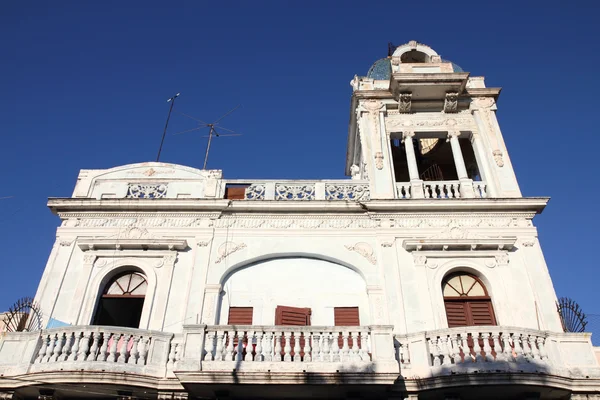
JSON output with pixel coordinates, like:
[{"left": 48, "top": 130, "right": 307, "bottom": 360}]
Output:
[
  {"left": 173, "top": 105, "right": 242, "bottom": 169},
  {"left": 156, "top": 93, "right": 180, "bottom": 162}
]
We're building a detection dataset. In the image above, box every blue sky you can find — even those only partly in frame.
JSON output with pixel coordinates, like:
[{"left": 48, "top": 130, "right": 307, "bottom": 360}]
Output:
[{"left": 1, "top": 1, "right": 599, "bottom": 334}]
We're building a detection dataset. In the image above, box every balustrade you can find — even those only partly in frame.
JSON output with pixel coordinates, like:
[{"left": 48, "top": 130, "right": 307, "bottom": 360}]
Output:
[
  {"left": 202, "top": 326, "right": 371, "bottom": 363},
  {"left": 395, "top": 181, "right": 487, "bottom": 199},
  {"left": 36, "top": 328, "right": 153, "bottom": 365},
  {"left": 242, "top": 181, "right": 370, "bottom": 201},
  {"left": 126, "top": 183, "right": 167, "bottom": 199}
]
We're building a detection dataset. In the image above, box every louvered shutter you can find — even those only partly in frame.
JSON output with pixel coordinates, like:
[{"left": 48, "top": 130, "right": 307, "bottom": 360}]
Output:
[
  {"left": 228, "top": 307, "right": 253, "bottom": 325},
  {"left": 334, "top": 307, "right": 360, "bottom": 326},
  {"left": 334, "top": 307, "right": 361, "bottom": 348},
  {"left": 468, "top": 301, "right": 496, "bottom": 325},
  {"left": 275, "top": 306, "right": 311, "bottom": 326},
  {"left": 445, "top": 301, "right": 468, "bottom": 328}
]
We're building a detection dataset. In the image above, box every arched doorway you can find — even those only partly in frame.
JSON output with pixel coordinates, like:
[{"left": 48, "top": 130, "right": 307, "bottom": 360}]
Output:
[
  {"left": 92, "top": 271, "right": 147, "bottom": 328},
  {"left": 442, "top": 272, "right": 496, "bottom": 327}
]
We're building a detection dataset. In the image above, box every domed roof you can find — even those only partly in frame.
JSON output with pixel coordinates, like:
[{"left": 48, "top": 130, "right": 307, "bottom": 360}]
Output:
[
  {"left": 366, "top": 57, "right": 392, "bottom": 80},
  {"left": 365, "top": 57, "right": 464, "bottom": 80}
]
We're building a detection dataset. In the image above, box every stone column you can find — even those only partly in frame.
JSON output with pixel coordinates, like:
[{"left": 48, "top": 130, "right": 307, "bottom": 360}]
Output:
[
  {"left": 402, "top": 131, "right": 424, "bottom": 198},
  {"left": 447, "top": 131, "right": 474, "bottom": 198},
  {"left": 469, "top": 132, "right": 497, "bottom": 197}
]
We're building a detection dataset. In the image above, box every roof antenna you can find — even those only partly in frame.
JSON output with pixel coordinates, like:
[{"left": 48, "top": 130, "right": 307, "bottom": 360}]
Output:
[
  {"left": 173, "top": 105, "right": 242, "bottom": 169},
  {"left": 156, "top": 93, "right": 180, "bottom": 162}
]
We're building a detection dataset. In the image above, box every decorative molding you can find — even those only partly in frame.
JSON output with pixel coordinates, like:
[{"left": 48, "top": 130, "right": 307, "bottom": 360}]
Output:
[
  {"left": 196, "top": 241, "right": 211, "bottom": 247},
  {"left": 386, "top": 111, "right": 477, "bottom": 132},
  {"left": 485, "top": 254, "right": 509, "bottom": 268},
  {"left": 397, "top": 93, "right": 412, "bottom": 113},
  {"left": 77, "top": 238, "right": 187, "bottom": 251},
  {"left": 444, "top": 92, "right": 459, "bottom": 113},
  {"left": 215, "top": 241, "right": 247, "bottom": 264},
  {"left": 59, "top": 238, "right": 75, "bottom": 246},
  {"left": 345, "top": 242, "right": 377, "bottom": 265},
  {"left": 520, "top": 238, "right": 536, "bottom": 247},
  {"left": 471, "top": 97, "right": 495, "bottom": 110},
  {"left": 374, "top": 152, "right": 384, "bottom": 170},
  {"left": 493, "top": 149, "right": 504, "bottom": 167},
  {"left": 94, "top": 258, "right": 108, "bottom": 268},
  {"left": 413, "top": 253, "right": 438, "bottom": 269},
  {"left": 447, "top": 130, "right": 461, "bottom": 140},
  {"left": 381, "top": 242, "right": 394, "bottom": 248},
  {"left": 83, "top": 254, "right": 97, "bottom": 264}
]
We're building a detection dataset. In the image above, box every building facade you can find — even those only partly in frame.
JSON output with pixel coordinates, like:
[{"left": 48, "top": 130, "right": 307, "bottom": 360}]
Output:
[{"left": 1, "top": 41, "right": 599, "bottom": 399}]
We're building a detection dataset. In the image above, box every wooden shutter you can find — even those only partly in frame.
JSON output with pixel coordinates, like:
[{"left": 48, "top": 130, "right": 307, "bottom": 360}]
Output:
[
  {"left": 228, "top": 307, "right": 253, "bottom": 325},
  {"left": 445, "top": 301, "right": 468, "bottom": 328},
  {"left": 334, "top": 307, "right": 360, "bottom": 326},
  {"left": 224, "top": 185, "right": 249, "bottom": 200},
  {"left": 275, "top": 306, "right": 311, "bottom": 326},
  {"left": 468, "top": 301, "right": 496, "bottom": 326}
]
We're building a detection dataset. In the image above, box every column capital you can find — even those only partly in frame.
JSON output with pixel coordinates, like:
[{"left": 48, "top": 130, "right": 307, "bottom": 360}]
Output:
[
  {"left": 447, "top": 130, "right": 461, "bottom": 140},
  {"left": 402, "top": 131, "right": 415, "bottom": 142}
]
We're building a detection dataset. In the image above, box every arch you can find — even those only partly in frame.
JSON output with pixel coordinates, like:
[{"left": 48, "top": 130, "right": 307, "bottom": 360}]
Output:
[
  {"left": 92, "top": 270, "right": 147, "bottom": 328},
  {"left": 215, "top": 252, "right": 370, "bottom": 287},
  {"left": 392, "top": 41, "right": 439, "bottom": 60},
  {"left": 216, "top": 256, "right": 370, "bottom": 326},
  {"left": 442, "top": 271, "right": 497, "bottom": 327},
  {"left": 79, "top": 259, "right": 158, "bottom": 329}
]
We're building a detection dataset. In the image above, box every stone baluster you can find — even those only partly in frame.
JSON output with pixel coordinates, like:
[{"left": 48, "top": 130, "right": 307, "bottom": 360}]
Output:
[
  {"left": 341, "top": 331, "right": 350, "bottom": 362},
  {"left": 128, "top": 336, "right": 140, "bottom": 364},
  {"left": 263, "top": 331, "right": 273, "bottom": 361},
  {"left": 293, "top": 332, "right": 301, "bottom": 362},
  {"left": 514, "top": 334, "right": 527, "bottom": 363},
  {"left": 491, "top": 333, "right": 502, "bottom": 362},
  {"left": 530, "top": 335, "right": 541, "bottom": 360},
  {"left": 59, "top": 333, "right": 72, "bottom": 362},
  {"left": 537, "top": 337, "right": 548, "bottom": 362},
  {"left": 107, "top": 333, "right": 119, "bottom": 362},
  {"left": 37, "top": 335, "right": 49, "bottom": 363},
  {"left": 450, "top": 334, "right": 460, "bottom": 364},
  {"left": 358, "top": 331, "right": 369, "bottom": 361},
  {"left": 312, "top": 333, "right": 321, "bottom": 362},
  {"left": 44, "top": 334, "right": 56, "bottom": 363},
  {"left": 523, "top": 335, "right": 534, "bottom": 360},
  {"left": 215, "top": 331, "right": 224, "bottom": 361},
  {"left": 473, "top": 333, "right": 484, "bottom": 363},
  {"left": 350, "top": 332, "right": 359, "bottom": 361},
  {"left": 98, "top": 333, "right": 109, "bottom": 362},
  {"left": 67, "top": 332, "right": 81, "bottom": 361},
  {"left": 117, "top": 335, "right": 130, "bottom": 363},
  {"left": 483, "top": 332, "right": 494, "bottom": 362},
  {"left": 500, "top": 333, "right": 512, "bottom": 361},
  {"left": 77, "top": 331, "right": 91, "bottom": 362},
  {"left": 303, "top": 331, "right": 312, "bottom": 362},
  {"left": 203, "top": 331, "right": 215, "bottom": 361},
  {"left": 51, "top": 333, "right": 64, "bottom": 362},
  {"left": 225, "top": 331, "right": 235, "bottom": 361},
  {"left": 167, "top": 338, "right": 177, "bottom": 368},
  {"left": 273, "top": 332, "right": 282, "bottom": 362},
  {"left": 253, "top": 331, "right": 262, "bottom": 362},
  {"left": 138, "top": 337, "right": 149, "bottom": 365},
  {"left": 283, "top": 331, "right": 292, "bottom": 362},
  {"left": 330, "top": 332, "right": 340, "bottom": 362},
  {"left": 245, "top": 331, "right": 255, "bottom": 361},
  {"left": 441, "top": 336, "right": 452, "bottom": 366},
  {"left": 236, "top": 332, "right": 245, "bottom": 362},
  {"left": 430, "top": 338, "right": 441, "bottom": 366},
  {"left": 321, "top": 333, "right": 330, "bottom": 362},
  {"left": 87, "top": 332, "right": 100, "bottom": 362}
]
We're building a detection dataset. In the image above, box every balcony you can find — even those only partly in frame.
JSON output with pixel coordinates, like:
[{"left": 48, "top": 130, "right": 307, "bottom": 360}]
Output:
[
  {"left": 1, "top": 325, "right": 598, "bottom": 390},
  {"left": 396, "top": 180, "right": 487, "bottom": 199}
]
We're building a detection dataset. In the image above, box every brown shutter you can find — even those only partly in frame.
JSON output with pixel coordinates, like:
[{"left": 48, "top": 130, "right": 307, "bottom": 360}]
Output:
[
  {"left": 275, "top": 306, "right": 311, "bottom": 326},
  {"left": 445, "top": 301, "right": 468, "bottom": 327},
  {"left": 468, "top": 301, "right": 496, "bottom": 326},
  {"left": 334, "top": 307, "right": 360, "bottom": 326},
  {"left": 224, "top": 185, "right": 250, "bottom": 200},
  {"left": 227, "top": 307, "right": 253, "bottom": 325}
]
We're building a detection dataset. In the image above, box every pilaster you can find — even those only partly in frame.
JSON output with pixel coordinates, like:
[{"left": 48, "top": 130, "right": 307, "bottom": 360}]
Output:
[{"left": 200, "top": 284, "right": 222, "bottom": 324}]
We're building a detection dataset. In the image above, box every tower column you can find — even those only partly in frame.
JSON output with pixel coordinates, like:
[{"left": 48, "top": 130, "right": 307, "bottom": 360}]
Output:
[
  {"left": 447, "top": 131, "right": 474, "bottom": 198},
  {"left": 402, "top": 131, "right": 424, "bottom": 199}
]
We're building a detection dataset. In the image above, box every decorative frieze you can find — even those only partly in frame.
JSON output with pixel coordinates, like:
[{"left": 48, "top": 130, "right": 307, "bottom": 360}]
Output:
[
  {"left": 385, "top": 111, "right": 478, "bottom": 132},
  {"left": 126, "top": 183, "right": 167, "bottom": 199}
]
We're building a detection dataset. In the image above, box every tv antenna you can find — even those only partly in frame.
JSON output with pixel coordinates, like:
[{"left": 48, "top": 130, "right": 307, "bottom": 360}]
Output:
[
  {"left": 156, "top": 93, "right": 180, "bottom": 162},
  {"left": 173, "top": 105, "right": 242, "bottom": 169}
]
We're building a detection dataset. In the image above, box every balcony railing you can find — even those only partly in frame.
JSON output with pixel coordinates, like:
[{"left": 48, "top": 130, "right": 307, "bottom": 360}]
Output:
[
  {"left": 1, "top": 325, "right": 597, "bottom": 381},
  {"left": 395, "top": 180, "right": 487, "bottom": 199},
  {"left": 241, "top": 181, "right": 371, "bottom": 201}
]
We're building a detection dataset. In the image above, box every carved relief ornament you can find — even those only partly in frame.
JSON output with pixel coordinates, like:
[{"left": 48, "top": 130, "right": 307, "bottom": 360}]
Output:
[
  {"left": 444, "top": 92, "right": 459, "bottom": 113},
  {"left": 493, "top": 149, "right": 504, "bottom": 167},
  {"left": 345, "top": 242, "right": 377, "bottom": 265},
  {"left": 215, "top": 241, "right": 247, "bottom": 264}
]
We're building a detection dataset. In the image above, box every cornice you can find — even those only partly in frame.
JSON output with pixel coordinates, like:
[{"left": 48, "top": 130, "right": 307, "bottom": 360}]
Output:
[
  {"left": 49, "top": 197, "right": 550, "bottom": 215},
  {"left": 465, "top": 87, "right": 502, "bottom": 99}
]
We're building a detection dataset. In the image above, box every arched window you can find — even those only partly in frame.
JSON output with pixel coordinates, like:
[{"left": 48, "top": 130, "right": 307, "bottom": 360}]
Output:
[
  {"left": 92, "top": 271, "right": 147, "bottom": 328},
  {"left": 442, "top": 272, "right": 496, "bottom": 327}
]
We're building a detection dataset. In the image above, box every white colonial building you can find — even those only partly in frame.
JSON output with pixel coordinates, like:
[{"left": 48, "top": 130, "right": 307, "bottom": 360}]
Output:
[{"left": 1, "top": 41, "right": 599, "bottom": 400}]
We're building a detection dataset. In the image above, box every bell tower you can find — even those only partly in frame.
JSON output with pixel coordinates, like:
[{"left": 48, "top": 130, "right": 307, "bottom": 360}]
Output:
[{"left": 346, "top": 40, "right": 522, "bottom": 200}]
